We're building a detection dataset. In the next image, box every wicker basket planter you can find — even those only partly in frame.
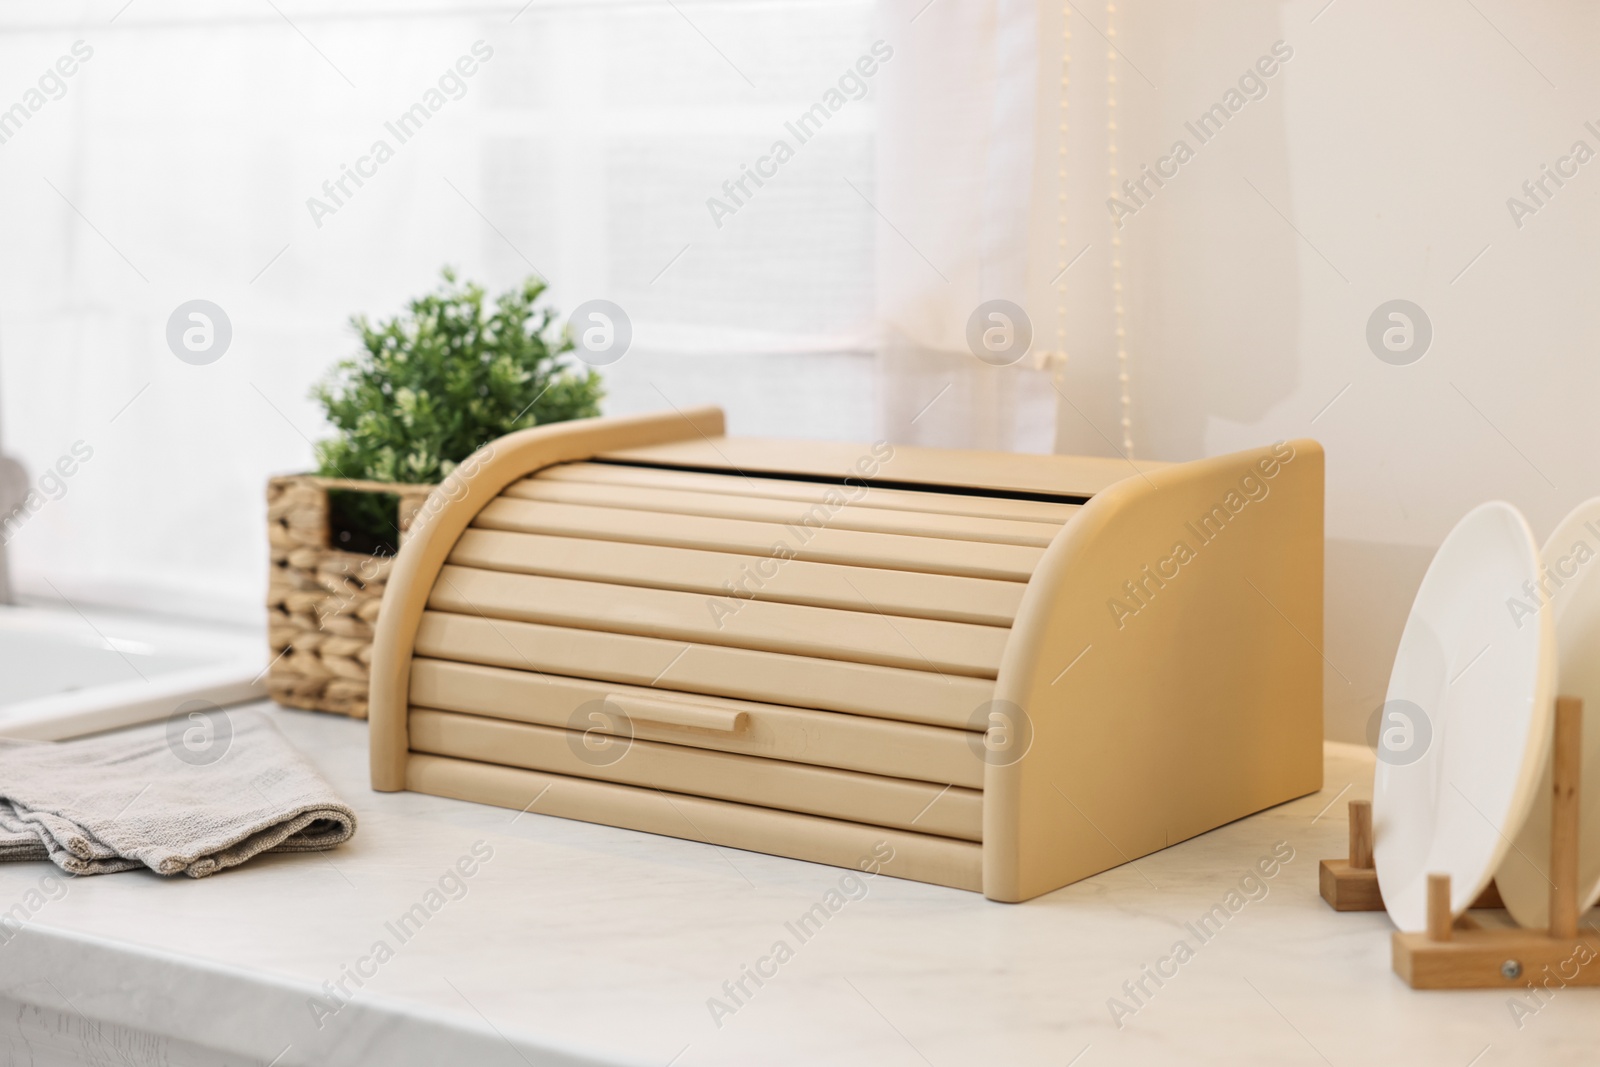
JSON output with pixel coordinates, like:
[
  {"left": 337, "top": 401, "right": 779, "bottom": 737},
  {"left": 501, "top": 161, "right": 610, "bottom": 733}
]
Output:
[{"left": 266, "top": 475, "right": 434, "bottom": 718}]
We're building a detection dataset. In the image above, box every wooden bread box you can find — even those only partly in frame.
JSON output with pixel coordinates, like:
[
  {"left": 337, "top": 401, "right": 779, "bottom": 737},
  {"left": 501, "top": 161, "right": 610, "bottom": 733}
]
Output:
[{"left": 368, "top": 407, "right": 1323, "bottom": 902}]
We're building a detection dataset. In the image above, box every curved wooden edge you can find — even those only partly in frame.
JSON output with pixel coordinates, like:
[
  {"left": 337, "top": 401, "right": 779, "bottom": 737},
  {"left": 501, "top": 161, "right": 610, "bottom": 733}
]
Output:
[
  {"left": 267, "top": 473, "right": 438, "bottom": 496},
  {"left": 368, "top": 407, "right": 727, "bottom": 790},
  {"left": 984, "top": 439, "right": 1325, "bottom": 901}
]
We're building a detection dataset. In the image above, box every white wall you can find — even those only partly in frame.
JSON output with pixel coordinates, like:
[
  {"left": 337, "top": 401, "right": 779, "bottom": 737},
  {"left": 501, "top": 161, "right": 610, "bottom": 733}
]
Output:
[{"left": 1046, "top": 0, "right": 1600, "bottom": 741}]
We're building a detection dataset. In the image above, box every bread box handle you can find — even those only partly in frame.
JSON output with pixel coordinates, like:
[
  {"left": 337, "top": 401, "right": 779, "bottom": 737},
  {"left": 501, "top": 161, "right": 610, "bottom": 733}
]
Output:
[{"left": 607, "top": 694, "right": 748, "bottom": 736}]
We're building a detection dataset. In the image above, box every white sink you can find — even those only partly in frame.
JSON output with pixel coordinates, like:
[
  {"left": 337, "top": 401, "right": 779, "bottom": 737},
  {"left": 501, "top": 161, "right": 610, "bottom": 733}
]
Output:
[{"left": 0, "top": 601, "right": 265, "bottom": 740}]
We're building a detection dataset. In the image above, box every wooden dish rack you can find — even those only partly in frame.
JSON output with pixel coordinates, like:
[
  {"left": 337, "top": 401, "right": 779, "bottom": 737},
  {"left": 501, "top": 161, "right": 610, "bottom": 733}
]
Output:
[{"left": 1322, "top": 697, "right": 1599, "bottom": 987}]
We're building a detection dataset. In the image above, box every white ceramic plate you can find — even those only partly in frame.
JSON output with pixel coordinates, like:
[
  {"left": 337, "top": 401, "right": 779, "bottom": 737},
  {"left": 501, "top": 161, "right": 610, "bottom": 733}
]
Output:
[
  {"left": 1496, "top": 499, "right": 1600, "bottom": 928},
  {"left": 1373, "top": 501, "right": 1556, "bottom": 932}
]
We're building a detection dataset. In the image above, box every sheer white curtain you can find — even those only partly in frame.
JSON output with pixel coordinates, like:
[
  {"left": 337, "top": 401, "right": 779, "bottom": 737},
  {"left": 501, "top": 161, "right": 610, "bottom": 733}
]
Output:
[
  {"left": 872, "top": 0, "right": 1075, "bottom": 455},
  {"left": 0, "top": 0, "right": 886, "bottom": 621},
  {"left": 872, "top": 0, "right": 1150, "bottom": 462}
]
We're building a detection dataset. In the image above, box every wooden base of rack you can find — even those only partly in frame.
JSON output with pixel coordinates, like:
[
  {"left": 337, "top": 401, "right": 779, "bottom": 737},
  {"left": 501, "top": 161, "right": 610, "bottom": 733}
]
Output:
[
  {"left": 1319, "top": 816, "right": 1502, "bottom": 913},
  {"left": 1393, "top": 924, "right": 1600, "bottom": 989}
]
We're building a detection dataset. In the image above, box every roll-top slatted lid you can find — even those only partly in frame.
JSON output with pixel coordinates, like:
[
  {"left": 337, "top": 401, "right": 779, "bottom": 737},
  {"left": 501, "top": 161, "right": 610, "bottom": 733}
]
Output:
[{"left": 412, "top": 439, "right": 1090, "bottom": 727}]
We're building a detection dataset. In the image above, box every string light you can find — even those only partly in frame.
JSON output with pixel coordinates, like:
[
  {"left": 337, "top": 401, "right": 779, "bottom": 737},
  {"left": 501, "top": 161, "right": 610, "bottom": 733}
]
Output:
[
  {"left": 1106, "top": 0, "right": 1133, "bottom": 456},
  {"left": 1051, "top": 1, "right": 1071, "bottom": 384}
]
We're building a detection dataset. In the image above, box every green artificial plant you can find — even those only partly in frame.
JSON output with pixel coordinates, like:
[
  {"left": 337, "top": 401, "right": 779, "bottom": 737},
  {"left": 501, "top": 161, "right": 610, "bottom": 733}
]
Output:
[
  {"left": 310, "top": 269, "right": 603, "bottom": 553},
  {"left": 313, "top": 268, "right": 602, "bottom": 484}
]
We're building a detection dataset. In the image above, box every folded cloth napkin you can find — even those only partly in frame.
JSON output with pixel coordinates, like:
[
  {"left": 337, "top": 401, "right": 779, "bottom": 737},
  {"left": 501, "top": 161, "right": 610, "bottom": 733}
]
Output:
[{"left": 0, "top": 708, "right": 356, "bottom": 877}]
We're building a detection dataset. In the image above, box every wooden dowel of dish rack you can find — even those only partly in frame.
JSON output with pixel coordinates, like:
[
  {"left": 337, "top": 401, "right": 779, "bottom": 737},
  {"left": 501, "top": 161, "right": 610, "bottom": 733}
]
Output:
[
  {"left": 1349, "top": 799, "right": 1373, "bottom": 869},
  {"left": 1427, "top": 873, "right": 1452, "bottom": 942},
  {"left": 1549, "top": 696, "right": 1582, "bottom": 940}
]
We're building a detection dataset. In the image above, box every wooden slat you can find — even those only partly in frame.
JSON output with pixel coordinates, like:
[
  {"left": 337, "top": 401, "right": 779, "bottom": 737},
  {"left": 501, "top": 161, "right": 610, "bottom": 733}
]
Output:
[
  {"left": 472, "top": 498, "right": 1042, "bottom": 582},
  {"left": 448, "top": 528, "right": 1025, "bottom": 627},
  {"left": 413, "top": 611, "right": 992, "bottom": 730},
  {"left": 1550, "top": 695, "right": 1582, "bottom": 939},
  {"left": 540, "top": 461, "right": 1080, "bottom": 524},
  {"left": 596, "top": 435, "right": 1161, "bottom": 498},
  {"left": 504, "top": 478, "right": 1063, "bottom": 547},
  {"left": 409, "top": 709, "right": 982, "bottom": 841},
  {"left": 409, "top": 658, "right": 984, "bottom": 788},
  {"left": 430, "top": 565, "right": 1006, "bottom": 678},
  {"left": 405, "top": 753, "right": 985, "bottom": 891}
]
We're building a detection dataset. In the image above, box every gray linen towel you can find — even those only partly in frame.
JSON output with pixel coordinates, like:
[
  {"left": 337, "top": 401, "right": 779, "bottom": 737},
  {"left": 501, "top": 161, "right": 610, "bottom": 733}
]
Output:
[{"left": 0, "top": 708, "right": 356, "bottom": 877}]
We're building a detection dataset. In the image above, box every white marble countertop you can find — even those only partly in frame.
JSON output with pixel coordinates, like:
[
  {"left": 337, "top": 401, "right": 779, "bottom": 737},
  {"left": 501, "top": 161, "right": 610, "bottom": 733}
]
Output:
[{"left": 2, "top": 702, "right": 1597, "bottom": 1066}]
